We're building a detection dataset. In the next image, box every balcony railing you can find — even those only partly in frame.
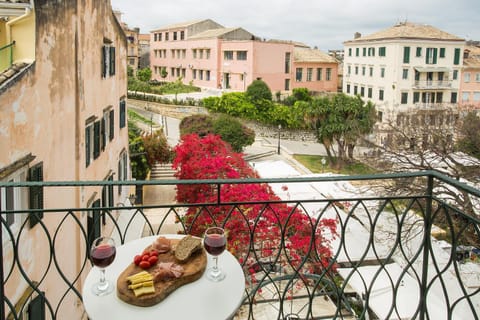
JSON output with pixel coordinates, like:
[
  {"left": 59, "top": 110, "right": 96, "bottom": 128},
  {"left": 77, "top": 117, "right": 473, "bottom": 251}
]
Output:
[
  {"left": 0, "top": 41, "right": 15, "bottom": 73},
  {"left": 413, "top": 80, "right": 452, "bottom": 89},
  {"left": 1, "top": 171, "right": 479, "bottom": 319}
]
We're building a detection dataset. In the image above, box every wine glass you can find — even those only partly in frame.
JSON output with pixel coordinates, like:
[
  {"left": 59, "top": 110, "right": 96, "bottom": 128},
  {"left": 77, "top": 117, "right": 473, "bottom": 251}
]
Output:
[
  {"left": 90, "top": 236, "right": 116, "bottom": 295},
  {"left": 203, "top": 227, "right": 227, "bottom": 282}
]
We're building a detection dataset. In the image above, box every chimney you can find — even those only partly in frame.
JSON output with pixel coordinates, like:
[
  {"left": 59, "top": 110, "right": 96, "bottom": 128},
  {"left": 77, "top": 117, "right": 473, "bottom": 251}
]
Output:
[{"left": 354, "top": 32, "right": 361, "bottom": 39}]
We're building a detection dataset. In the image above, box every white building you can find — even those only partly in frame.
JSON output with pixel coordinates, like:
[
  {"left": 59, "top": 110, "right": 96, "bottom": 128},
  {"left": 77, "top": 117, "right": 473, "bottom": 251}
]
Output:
[{"left": 343, "top": 22, "right": 465, "bottom": 147}]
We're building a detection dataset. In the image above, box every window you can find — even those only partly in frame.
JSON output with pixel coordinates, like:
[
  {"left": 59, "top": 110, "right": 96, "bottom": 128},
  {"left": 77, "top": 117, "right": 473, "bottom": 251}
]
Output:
[
  {"left": 1, "top": 166, "right": 28, "bottom": 243},
  {"left": 326, "top": 68, "right": 332, "bottom": 81},
  {"left": 426, "top": 48, "right": 438, "bottom": 64},
  {"left": 154, "top": 33, "right": 157, "bottom": 41},
  {"left": 355, "top": 48, "right": 359, "bottom": 56},
  {"left": 206, "top": 49, "right": 211, "bottom": 59},
  {"left": 439, "top": 48, "right": 446, "bottom": 58},
  {"left": 158, "top": 33, "right": 162, "bottom": 41},
  {"left": 199, "top": 70, "right": 203, "bottom": 80},
  {"left": 401, "top": 92, "right": 408, "bottom": 104},
  {"left": 353, "top": 85, "right": 358, "bottom": 95},
  {"left": 295, "top": 68, "right": 303, "bottom": 82},
  {"left": 171, "top": 49, "right": 175, "bottom": 58},
  {"left": 182, "top": 49, "right": 186, "bottom": 59},
  {"left": 173, "top": 32, "right": 177, "bottom": 40},
  {"left": 402, "top": 68, "right": 409, "bottom": 79},
  {"left": 119, "top": 98, "right": 126, "bottom": 128},
  {"left": 206, "top": 70, "right": 210, "bottom": 81},
  {"left": 368, "top": 87, "right": 372, "bottom": 98},
  {"left": 192, "top": 49, "right": 197, "bottom": 59},
  {"left": 101, "top": 44, "right": 116, "bottom": 78},
  {"left": 360, "top": 86, "right": 365, "bottom": 97},
  {"left": 237, "top": 51, "right": 247, "bottom": 60},
  {"left": 380, "top": 67, "right": 385, "bottom": 78},
  {"left": 306, "top": 68, "right": 313, "bottom": 81},
  {"left": 224, "top": 51, "right": 233, "bottom": 60},
  {"left": 346, "top": 84, "right": 350, "bottom": 93},
  {"left": 453, "top": 70, "right": 458, "bottom": 80},
  {"left": 355, "top": 66, "right": 358, "bottom": 75},
  {"left": 101, "top": 109, "right": 114, "bottom": 151},
  {"left": 118, "top": 150, "right": 128, "bottom": 194},
  {"left": 316, "top": 68, "right": 322, "bottom": 80},
  {"left": 473, "top": 92, "right": 480, "bottom": 101},
  {"left": 462, "top": 92, "right": 470, "bottom": 102},
  {"left": 454, "top": 48, "right": 461, "bottom": 65},
  {"left": 165, "top": 32, "right": 169, "bottom": 41},
  {"left": 285, "top": 79, "right": 290, "bottom": 90},
  {"left": 28, "top": 162, "right": 44, "bottom": 228},
  {"left": 347, "top": 65, "right": 351, "bottom": 75},
  {"left": 379, "top": 47, "right": 386, "bottom": 56},
  {"left": 362, "top": 66, "right": 366, "bottom": 76},
  {"left": 403, "top": 46, "right": 410, "bottom": 63},
  {"left": 379, "top": 89, "right": 384, "bottom": 101},
  {"left": 363, "top": 47, "right": 366, "bottom": 56},
  {"left": 192, "top": 69, "right": 196, "bottom": 79},
  {"left": 284, "top": 52, "right": 291, "bottom": 73},
  {"left": 476, "top": 73, "right": 480, "bottom": 82},
  {"left": 451, "top": 92, "right": 457, "bottom": 103},
  {"left": 93, "top": 120, "right": 100, "bottom": 160},
  {"left": 180, "top": 31, "right": 185, "bottom": 40},
  {"left": 464, "top": 72, "right": 471, "bottom": 82},
  {"left": 414, "top": 92, "right": 420, "bottom": 103},
  {"left": 348, "top": 48, "right": 352, "bottom": 56},
  {"left": 369, "top": 67, "right": 373, "bottom": 77},
  {"left": 199, "top": 49, "right": 203, "bottom": 59},
  {"left": 416, "top": 47, "right": 422, "bottom": 57}
]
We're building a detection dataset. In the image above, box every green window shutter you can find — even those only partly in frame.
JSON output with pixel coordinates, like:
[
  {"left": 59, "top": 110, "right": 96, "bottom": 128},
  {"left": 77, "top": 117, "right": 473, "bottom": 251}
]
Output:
[
  {"left": 28, "top": 293, "right": 46, "bottom": 320},
  {"left": 433, "top": 48, "right": 438, "bottom": 64},
  {"left": 109, "top": 46, "right": 116, "bottom": 76},
  {"left": 93, "top": 120, "right": 100, "bottom": 159},
  {"left": 101, "top": 117, "right": 106, "bottom": 151},
  {"left": 362, "top": 47, "right": 366, "bottom": 56},
  {"left": 454, "top": 48, "right": 460, "bottom": 65},
  {"left": 119, "top": 100, "right": 126, "bottom": 128},
  {"left": 413, "top": 92, "right": 420, "bottom": 103},
  {"left": 109, "top": 109, "right": 114, "bottom": 140},
  {"left": 403, "top": 47, "right": 410, "bottom": 63},
  {"left": 101, "top": 46, "right": 107, "bottom": 78},
  {"left": 440, "top": 48, "right": 446, "bottom": 58},
  {"left": 416, "top": 47, "right": 422, "bottom": 57},
  {"left": 28, "top": 163, "right": 44, "bottom": 228},
  {"left": 355, "top": 48, "right": 359, "bottom": 56},
  {"left": 85, "top": 126, "right": 91, "bottom": 167}
]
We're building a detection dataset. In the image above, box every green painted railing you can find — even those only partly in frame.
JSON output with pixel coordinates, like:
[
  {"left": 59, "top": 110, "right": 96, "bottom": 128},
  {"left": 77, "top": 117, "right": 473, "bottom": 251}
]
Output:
[
  {"left": 0, "top": 41, "right": 15, "bottom": 73},
  {"left": 1, "top": 171, "right": 479, "bottom": 319}
]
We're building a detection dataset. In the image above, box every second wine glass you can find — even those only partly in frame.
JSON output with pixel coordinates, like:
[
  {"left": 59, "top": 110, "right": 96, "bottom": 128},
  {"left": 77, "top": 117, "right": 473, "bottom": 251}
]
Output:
[
  {"left": 203, "top": 227, "right": 227, "bottom": 281},
  {"left": 90, "top": 236, "right": 116, "bottom": 295}
]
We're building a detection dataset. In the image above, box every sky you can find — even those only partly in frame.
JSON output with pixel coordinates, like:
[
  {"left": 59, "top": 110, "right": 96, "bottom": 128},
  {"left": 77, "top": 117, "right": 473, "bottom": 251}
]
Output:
[{"left": 110, "top": 0, "right": 479, "bottom": 51}]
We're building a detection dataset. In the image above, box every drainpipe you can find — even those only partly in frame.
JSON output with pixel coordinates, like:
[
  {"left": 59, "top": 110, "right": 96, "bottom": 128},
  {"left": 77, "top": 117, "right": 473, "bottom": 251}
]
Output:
[{"left": 5, "top": 4, "right": 33, "bottom": 44}]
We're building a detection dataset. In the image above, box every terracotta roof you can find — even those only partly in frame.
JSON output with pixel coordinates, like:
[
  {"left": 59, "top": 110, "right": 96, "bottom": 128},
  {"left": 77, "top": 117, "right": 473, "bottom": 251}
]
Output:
[
  {"left": 188, "top": 27, "right": 253, "bottom": 40},
  {"left": 138, "top": 34, "right": 150, "bottom": 41},
  {"left": 267, "top": 39, "right": 309, "bottom": 48},
  {"left": 464, "top": 46, "right": 480, "bottom": 68},
  {"left": 294, "top": 47, "right": 338, "bottom": 63},
  {"left": 345, "top": 22, "right": 464, "bottom": 43},
  {"left": 151, "top": 19, "right": 220, "bottom": 32}
]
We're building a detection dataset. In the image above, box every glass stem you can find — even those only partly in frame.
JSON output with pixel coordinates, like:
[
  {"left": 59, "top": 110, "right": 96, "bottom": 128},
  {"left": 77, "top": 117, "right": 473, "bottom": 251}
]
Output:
[
  {"left": 213, "top": 256, "right": 219, "bottom": 272},
  {"left": 98, "top": 269, "right": 108, "bottom": 291}
]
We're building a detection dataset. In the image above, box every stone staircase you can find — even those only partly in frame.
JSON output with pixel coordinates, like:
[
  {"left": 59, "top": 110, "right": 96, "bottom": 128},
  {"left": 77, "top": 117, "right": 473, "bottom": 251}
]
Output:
[{"left": 150, "top": 162, "right": 175, "bottom": 180}]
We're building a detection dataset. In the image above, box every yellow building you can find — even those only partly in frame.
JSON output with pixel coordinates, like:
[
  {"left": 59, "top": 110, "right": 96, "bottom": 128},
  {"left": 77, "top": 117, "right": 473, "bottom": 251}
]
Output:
[{"left": 0, "top": 0, "right": 129, "bottom": 318}]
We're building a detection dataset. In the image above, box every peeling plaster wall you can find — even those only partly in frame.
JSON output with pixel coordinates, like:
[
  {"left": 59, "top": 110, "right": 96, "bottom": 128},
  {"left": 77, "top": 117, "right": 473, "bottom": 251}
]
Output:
[{"left": 0, "top": 0, "right": 128, "bottom": 318}]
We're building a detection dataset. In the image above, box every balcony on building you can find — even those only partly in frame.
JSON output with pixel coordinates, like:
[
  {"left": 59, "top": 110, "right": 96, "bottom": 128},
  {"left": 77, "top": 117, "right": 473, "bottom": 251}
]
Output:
[{"left": 413, "top": 67, "right": 453, "bottom": 90}]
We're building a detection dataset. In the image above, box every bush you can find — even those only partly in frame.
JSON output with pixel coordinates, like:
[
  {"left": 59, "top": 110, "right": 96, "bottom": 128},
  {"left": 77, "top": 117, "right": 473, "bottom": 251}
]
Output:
[
  {"left": 179, "top": 114, "right": 215, "bottom": 137},
  {"left": 213, "top": 115, "right": 255, "bottom": 152},
  {"left": 246, "top": 79, "right": 272, "bottom": 102}
]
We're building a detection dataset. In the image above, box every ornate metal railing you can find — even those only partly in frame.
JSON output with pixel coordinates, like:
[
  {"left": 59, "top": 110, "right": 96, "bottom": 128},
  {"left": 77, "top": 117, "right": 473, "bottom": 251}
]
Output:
[{"left": 1, "top": 171, "right": 479, "bottom": 319}]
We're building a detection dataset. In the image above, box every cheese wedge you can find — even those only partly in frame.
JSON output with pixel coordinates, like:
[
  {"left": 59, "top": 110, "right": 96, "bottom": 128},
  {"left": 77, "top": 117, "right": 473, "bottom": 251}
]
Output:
[
  {"left": 127, "top": 271, "right": 153, "bottom": 284},
  {"left": 128, "top": 280, "right": 154, "bottom": 290},
  {"left": 133, "top": 284, "right": 155, "bottom": 297}
]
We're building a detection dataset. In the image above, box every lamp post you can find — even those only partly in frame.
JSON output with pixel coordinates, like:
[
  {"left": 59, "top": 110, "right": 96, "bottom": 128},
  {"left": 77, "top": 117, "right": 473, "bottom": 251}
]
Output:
[
  {"left": 321, "top": 158, "right": 326, "bottom": 173},
  {"left": 277, "top": 124, "right": 282, "bottom": 155}
]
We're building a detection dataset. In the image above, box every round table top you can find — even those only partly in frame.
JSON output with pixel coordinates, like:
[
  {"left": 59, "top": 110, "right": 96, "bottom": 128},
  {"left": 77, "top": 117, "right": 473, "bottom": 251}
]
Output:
[{"left": 83, "top": 234, "right": 245, "bottom": 320}]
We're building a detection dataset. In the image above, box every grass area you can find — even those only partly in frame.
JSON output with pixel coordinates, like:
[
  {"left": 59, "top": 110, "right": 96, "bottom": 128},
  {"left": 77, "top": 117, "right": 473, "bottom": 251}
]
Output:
[
  {"left": 293, "top": 154, "right": 377, "bottom": 175},
  {"left": 128, "top": 109, "right": 155, "bottom": 126}
]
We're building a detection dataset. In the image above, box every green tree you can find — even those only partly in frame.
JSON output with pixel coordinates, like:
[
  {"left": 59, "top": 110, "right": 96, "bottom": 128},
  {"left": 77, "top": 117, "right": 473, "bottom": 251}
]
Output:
[
  {"left": 137, "top": 67, "right": 152, "bottom": 82},
  {"left": 246, "top": 79, "right": 272, "bottom": 103},
  {"left": 302, "top": 93, "right": 376, "bottom": 166},
  {"left": 179, "top": 114, "right": 215, "bottom": 137},
  {"left": 129, "top": 123, "right": 149, "bottom": 180},
  {"left": 213, "top": 115, "right": 255, "bottom": 152},
  {"left": 456, "top": 111, "right": 480, "bottom": 159},
  {"left": 160, "top": 67, "right": 168, "bottom": 79},
  {"left": 142, "top": 130, "right": 173, "bottom": 166}
]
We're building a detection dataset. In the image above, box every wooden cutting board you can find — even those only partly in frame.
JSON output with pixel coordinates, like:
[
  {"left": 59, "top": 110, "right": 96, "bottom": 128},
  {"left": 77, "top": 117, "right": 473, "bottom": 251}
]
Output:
[{"left": 116, "top": 238, "right": 207, "bottom": 307}]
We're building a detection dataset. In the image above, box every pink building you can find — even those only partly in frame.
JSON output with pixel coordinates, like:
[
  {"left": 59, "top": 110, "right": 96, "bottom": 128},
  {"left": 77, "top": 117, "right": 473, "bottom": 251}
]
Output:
[
  {"left": 459, "top": 46, "right": 480, "bottom": 110},
  {"left": 150, "top": 19, "right": 338, "bottom": 94}
]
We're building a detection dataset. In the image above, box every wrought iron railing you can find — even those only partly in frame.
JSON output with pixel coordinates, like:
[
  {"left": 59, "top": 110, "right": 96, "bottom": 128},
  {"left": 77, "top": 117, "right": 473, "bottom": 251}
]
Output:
[
  {"left": 0, "top": 41, "right": 15, "bottom": 73},
  {"left": 1, "top": 171, "right": 479, "bottom": 319}
]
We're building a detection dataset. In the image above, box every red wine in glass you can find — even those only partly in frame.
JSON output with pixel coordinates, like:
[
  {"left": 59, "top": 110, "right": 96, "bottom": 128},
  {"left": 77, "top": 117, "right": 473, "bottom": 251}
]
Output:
[
  {"left": 204, "top": 234, "right": 226, "bottom": 256},
  {"left": 203, "top": 227, "right": 227, "bottom": 281},
  {"left": 91, "top": 244, "right": 116, "bottom": 268},
  {"left": 90, "top": 236, "right": 116, "bottom": 295}
]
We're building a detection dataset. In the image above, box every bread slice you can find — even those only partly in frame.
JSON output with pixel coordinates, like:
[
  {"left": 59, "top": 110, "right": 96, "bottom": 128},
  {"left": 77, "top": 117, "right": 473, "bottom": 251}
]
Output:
[{"left": 174, "top": 235, "right": 202, "bottom": 263}]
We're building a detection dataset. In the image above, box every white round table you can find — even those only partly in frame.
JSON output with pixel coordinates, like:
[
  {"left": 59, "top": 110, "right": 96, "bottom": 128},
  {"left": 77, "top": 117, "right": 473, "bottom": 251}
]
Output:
[{"left": 83, "top": 235, "right": 245, "bottom": 320}]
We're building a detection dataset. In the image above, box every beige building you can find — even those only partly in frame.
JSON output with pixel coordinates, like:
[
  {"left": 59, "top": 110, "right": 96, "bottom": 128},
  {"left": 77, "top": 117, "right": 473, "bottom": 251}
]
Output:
[
  {"left": 138, "top": 33, "right": 151, "bottom": 69},
  {"left": 114, "top": 10, "right": 140, "bottom": 73},
  {"left": 343, "top": 22, "right": 465, "bottom": 147},
  {"left": 0, "top": 0, "right": 129, "bottom": 318}
]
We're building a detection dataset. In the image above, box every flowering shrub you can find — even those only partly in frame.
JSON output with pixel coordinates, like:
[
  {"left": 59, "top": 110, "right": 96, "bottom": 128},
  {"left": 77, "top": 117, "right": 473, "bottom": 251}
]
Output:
[{"left": 173, "top": 134, "right": 337, "bottom": 277}]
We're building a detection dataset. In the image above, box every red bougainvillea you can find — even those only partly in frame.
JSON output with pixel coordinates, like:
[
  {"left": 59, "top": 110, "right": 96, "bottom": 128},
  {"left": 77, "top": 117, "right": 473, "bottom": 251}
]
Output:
[{"left": 173, "top": 134, "right": 337, "bottom": 275}]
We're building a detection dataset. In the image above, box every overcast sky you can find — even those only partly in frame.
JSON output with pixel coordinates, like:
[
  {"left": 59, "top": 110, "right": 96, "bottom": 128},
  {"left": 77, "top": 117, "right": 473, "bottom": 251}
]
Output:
[{"left": 111, "top": 0, "right": 479, "bottom": 51}]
